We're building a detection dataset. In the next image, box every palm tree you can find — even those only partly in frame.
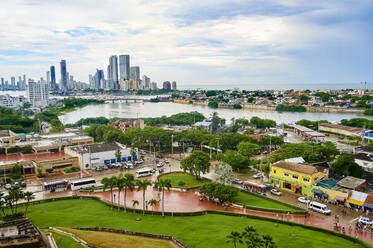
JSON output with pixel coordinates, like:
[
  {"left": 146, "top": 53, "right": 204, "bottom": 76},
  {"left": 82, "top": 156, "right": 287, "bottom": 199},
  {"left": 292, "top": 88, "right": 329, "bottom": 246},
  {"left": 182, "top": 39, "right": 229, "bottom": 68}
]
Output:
[
  {"left": 136, "top": 179, "right": 152, "bottom": 215},
  {"left": 132, "top": 200, "right": 139, "bottom": 213},
  {"left": 123, "top": 173, "right": 135, "bottom": 213},
  {"left": 242, "top": 226, "right": 262, "bottom": 248},
  {"left": 262, "top": 235, "right": 276, "bottom": 248},
  {"left": 10, "top": 186, "right": 23, "bottom": 214},
  {"left": 24, "top": 191, "right": 35, "bottom": 216},
  {"left": 0, "top": 192, "right": 5, "bottom": 216},
  {"left": 154, "top": 179, "right": 171, "bottom": 217},
  {"left": 101, "top": 176, "right": 117, "bottom": 209},
  {"left": 226, "top": 231, "right": 243, "bottom": 248},
  {"left": 116, "top": 174, "right": 124, "bottom": 211},
  {"left": 148, "top": 199, "right": 157, "bottom": 215},
  {"left": 130, "top": 147, "right": 137, "bottom": 160},
  {"left": 115, "top": 149, "right": 122, "bottom": 163}
]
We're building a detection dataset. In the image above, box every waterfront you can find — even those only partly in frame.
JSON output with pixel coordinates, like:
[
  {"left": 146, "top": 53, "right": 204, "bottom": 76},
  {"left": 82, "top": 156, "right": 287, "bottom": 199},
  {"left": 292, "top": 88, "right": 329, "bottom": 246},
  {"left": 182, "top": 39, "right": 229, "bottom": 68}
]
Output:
[{"left": 59, "top": 101, "right": 373, "bottom": 124}]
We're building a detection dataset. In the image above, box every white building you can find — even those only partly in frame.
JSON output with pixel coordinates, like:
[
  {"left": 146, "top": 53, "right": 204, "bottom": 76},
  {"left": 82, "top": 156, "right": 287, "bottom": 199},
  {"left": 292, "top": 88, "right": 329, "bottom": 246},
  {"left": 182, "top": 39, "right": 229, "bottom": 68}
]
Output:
[
  {"left": 64, "top": 142, "right": 137, "bottom": 170},
  {"left": 27, "top": 79, "right": 49, "bottom": 107},
  {"left": 0, "top": 94, "right": 25, "bottom": 108}
]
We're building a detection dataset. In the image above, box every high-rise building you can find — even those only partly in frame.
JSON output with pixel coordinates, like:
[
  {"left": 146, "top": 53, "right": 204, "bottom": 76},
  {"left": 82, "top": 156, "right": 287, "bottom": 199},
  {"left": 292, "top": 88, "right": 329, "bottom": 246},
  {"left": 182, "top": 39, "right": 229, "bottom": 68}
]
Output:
[
  {"left": 151, "top": 82, "right": 158, "bottom": 90},
  {"left": 142, "top": 75, "right": 151, "bottom": 90},
  {"left": 50, "top": 66, "right": 56, "bottom": 90},
  {"left": 89, "top": 74, "right": 94, "bottom": 89},
  {"left": 46, "top": 71, "right": 50, "bottom": 88},
  {"left": 60, "top": 60, "right": 68, "bottom": 91},
  {"left": 109, "top": 55, "right": 118, "bottom": 89},
  {"left": 11, "top": 77, "right": 15, "bottom": 87},
  {"left": 163, "top": 81, "right": 171, "bottom": 90},
  {"left": 172, "top": 81, "right": 177, "bottom": 90},
  {"left": 119, "top": 55, "right": 130, "bottom": 81},
  {"left": 27, "top": 79, "right": 49, "bottom": 107},
  {"left": 130, "top": 66, "right": 140, "bottom": 82},
  {"left": 94, "top": 69, "right": 105, "bottom": 89}
]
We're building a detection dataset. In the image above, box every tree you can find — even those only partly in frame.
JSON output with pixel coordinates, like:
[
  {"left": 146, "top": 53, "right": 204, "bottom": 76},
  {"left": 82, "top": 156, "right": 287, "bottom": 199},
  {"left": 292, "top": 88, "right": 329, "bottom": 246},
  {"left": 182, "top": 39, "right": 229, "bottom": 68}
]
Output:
[
  {"left": 211, "top": 112, "right": 220, "bottom": 133},
  {"left": 24, "top": 191, "right": 35, "bottom": 216},
  {"left": 116, "top": 174, "right": 125, "bottom": 211},
  {"left": 262, "top": 234, "right": 277, "bottom": 248},
  {"left": 115, "top": 149, "right": 122, "bottom": 163},
  {"left": 101, "top": 176, "right": 117, "bottom": 209},
  {"left": 132, "top": 200, "right": 139, "bottom": 213},
  {"left": 0, "top": 193, "right": 5, "bottom": 216},
  {"left": 208, "top": 100, "right": 219, "bottom": 109},
  {"left": 221, "top": 150, "right": 248, "bottom": 171},
  {"left": 226, "top": 231, "right": 243, "bottom": 248},
  {"left": 215, "top": 164, "right": 233, "bottom": 185},
  {"left": 180, "top": 150, "right": 210, "bottom": 179},
  {"left": 200, "top": 182, "right": 238, "bottom": 204},
  {"left": 237, "top": 142, "right": 260, "bottom": 158},
  {"left": 136, "top": 179, "right": 152, "bottom": 215},
  {"left": 122, "top": 173, "right": 135, "bottom": 213},
  {"left": 130, "top": 147, "right": 137, "bottom": 160},
  {"left": 148, "top": 199, "right": 157, "bottom": 215},
  {"left": 154, "top": 179, "right": 172, "bottom": 217},
  {"left": 331, "top": 155, "right": 363, "bottom": 178}
]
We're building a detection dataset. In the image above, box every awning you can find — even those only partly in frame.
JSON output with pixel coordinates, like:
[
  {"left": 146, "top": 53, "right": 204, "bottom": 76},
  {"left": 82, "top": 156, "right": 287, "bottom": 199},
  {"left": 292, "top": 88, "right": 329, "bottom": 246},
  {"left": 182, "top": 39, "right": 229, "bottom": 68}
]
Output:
[
  {"left": 294, "top": 185, "right": 301, "bottom": 189},
  {"left": 363, "top": 203, "right": 373, "bottom": 209},
  {"left": 335, "top": 195, "right": 346, "bottom": 202},
  {"left": 346, "top": 198, "right": 365, "bottom": 206},
  {"left": 312, "top": 189, "right": 323, "bottom": 195}
]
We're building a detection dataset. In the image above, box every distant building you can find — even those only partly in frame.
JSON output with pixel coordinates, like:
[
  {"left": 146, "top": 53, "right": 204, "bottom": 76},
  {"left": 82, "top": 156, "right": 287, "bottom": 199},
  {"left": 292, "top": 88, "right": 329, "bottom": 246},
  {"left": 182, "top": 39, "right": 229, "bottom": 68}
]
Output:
[
  {"left": 318, "top": 123, "right": 363, "bottom": 137},
  {"left": 163, "top": 81, "right": 171, "bottom": 90},
  {"left": 112, "top": 118, "right": 144, "bottom": 132},
  {"left": 119, "top": 55, "right": 130, "bottom": 80},
  {"left": 172, "top": 81, "right": 177, "bottom": 90},
  {"left": 142, "top": 75, "right": 151, "bottom": 90},
  {"left": 151, "top": 82, "right": 157, "bottom": 90},
  {"left": 60, "top": 59, "right": 68, "bottom": 91},
  {"left": 27, "top": 79, "right": 49, "bottom": 107},
  {"left": 50, "top": 65, "right": 56, "bottom": 90},
  {"left": 109, "top": 55, "right": 119, "bottom": 89},
  {"left": 46, "top": 71, "right": 50, "bottom": 87},
  {"left": 130, "top": 66, "right": 140, "bottom": 82}
]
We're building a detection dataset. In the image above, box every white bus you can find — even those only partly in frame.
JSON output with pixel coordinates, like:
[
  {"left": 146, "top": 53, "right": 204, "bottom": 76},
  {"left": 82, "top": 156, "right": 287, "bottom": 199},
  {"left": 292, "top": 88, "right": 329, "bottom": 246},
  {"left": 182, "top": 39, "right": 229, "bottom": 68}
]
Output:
[
  {"left": 136, "top": 168, "right": 153, "bottom": 178},
  {"left": 71, "top": 178, "right": 97, "bottom": 191},
  {"left": 308, "top": 201, "right": 331, "bottom": 215},
  {"left": 42, "top": 179, "right": 68, "bottom": 193}
]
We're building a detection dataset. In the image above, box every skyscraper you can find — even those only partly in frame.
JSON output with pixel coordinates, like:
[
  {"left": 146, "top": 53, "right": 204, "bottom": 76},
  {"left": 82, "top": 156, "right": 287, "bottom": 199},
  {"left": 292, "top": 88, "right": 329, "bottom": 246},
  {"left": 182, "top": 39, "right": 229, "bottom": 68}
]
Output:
[
  {"left": 119, "top": 55, "right": 130, "bottom": 80},
  {"left": 130, "top": 66, "right": 140, "bottom": 82},
  {"left": 11, "top": 77, "right": 15, "bottom": 87},
  {"left": 142, "top": 75, "right": 151, "bottom": 90},
  {"left": 172, "top": 81, "right": 177, "bottom": 90},
  {"left": 163, "top": 81, "right": 171, "bottom": 90},
  {"left": 27, "top": 79, "right": 49, "bottom": 107},
  {"left": 109, "top": 55, "right": 118, "bottom": 89},
  {"left": 94, "top": 69, "right": 105, "bottom": 89},
  {"left": 60, "top": 60, "right": 68, "bottom": 91},
  {"left": 50, "top": 66, "right": 56, "bottom": 90},
  {"left": 46, "top": 71, "right": 50, "bottom": 87}
]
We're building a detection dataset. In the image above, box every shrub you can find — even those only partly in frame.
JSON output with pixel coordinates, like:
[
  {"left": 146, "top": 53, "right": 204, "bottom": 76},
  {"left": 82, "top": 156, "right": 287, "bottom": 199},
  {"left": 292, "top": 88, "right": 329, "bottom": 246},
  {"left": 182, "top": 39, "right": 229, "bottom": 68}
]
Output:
[
  {"left": 178, "top": 181, "right": 186, "bottom": 187},
  {"left": 46, "top": 168, "right": 54, "bottom": 173},
  {"left": 233, "top": 104, "right": 242, "bottom": 109},
  {"left": 3, "top": 212, "right": 24, "bottom": 221},
  {"left": 64, "top": 166, "right": 79, "bottom": 173}
]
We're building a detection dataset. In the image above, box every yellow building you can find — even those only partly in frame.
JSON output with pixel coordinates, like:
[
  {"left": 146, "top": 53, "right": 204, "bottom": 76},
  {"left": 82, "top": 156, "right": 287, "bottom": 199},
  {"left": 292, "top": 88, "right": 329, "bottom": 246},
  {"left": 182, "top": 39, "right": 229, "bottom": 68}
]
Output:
[{"left": 270, "top": 161, "right": 328, "bottom": 197}]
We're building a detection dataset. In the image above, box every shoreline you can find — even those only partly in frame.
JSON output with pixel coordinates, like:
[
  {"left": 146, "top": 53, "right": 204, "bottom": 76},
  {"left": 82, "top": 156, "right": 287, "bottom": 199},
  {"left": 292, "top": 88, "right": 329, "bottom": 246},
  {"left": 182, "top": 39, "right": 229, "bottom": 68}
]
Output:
[{"left": 173, "top": 99, "right": 365, "bottom": 114}]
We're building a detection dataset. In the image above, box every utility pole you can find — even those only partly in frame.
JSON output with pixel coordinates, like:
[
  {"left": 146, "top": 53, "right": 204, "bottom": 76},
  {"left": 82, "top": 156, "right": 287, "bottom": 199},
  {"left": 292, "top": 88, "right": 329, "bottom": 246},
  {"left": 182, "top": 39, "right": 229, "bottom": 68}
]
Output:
[{"left": 171, "top": 135, "right": 174, "bottom": 155}]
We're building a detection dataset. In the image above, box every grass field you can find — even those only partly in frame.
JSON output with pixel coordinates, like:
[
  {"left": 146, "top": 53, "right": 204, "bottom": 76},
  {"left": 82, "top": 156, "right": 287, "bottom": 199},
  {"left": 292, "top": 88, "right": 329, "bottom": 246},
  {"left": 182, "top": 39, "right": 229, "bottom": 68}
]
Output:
[
  {"left": 159, "top": 172, "right": 209, "bottom": 188},
  {"left": 44, "top": 230, "right": 85, "bottom": 248},
  {"left": 160, "top": 172, "right": 295, "bottom": 211},
  {"left": 58, "top": 227, "right": 174, "bottom": 248},
  {"left": 27, "top": 199, "right": 365, "bottom": 248}
]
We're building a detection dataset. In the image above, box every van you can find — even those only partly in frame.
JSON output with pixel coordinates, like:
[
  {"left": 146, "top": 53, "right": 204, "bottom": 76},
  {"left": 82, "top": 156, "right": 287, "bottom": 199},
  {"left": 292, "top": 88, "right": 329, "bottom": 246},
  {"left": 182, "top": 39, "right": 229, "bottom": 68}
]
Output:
[{"left": 308, "top": 201, "right": 331, "bottom": 215}]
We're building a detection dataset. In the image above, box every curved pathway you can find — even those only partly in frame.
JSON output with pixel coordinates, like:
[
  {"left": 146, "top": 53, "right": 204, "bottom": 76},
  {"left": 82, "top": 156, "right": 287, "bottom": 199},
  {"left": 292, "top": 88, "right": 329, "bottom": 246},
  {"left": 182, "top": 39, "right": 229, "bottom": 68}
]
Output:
[{"left": 77, "top": 188, "right": 373, "bottom": 246}]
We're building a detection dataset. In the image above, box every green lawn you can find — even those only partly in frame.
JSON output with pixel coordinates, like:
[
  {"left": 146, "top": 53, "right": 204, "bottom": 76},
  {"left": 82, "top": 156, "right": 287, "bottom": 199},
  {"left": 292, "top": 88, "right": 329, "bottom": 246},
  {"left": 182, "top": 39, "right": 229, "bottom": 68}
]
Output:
[
  {"left": 159, "top": 172, "right": 209, "bottom": 188},
  {"left": 27, "top": 199, "right": 365, "bottom": 248},
  {"left": 234, "top": 191, "right": 294, "bottom": 211},
  {"left": 44, "top": 230, "right": 85, "bottom": 248},
  {"left": 160, "top": 172, "right": 296, "bottom": 211}
]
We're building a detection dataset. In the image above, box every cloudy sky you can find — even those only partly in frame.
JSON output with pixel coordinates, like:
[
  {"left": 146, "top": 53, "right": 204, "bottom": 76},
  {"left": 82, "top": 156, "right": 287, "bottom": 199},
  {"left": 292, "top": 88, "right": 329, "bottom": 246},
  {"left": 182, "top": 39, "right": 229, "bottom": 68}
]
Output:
[{"left": 0, "top": 0, "right": 372, "bottom": 87}]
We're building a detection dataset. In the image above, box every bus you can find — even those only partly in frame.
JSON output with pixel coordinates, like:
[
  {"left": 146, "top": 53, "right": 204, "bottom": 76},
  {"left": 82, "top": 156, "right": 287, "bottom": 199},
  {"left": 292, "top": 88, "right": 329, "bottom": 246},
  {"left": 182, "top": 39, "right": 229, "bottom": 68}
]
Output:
[
  {"left": 42, "top": 179, "right": 68, "bottom": 193},
  {"left": 136, "top": 168, "right": 153, "bottom": 178},
  {"left": 71, "top": 178, "right": 97, "bottom": 191}
]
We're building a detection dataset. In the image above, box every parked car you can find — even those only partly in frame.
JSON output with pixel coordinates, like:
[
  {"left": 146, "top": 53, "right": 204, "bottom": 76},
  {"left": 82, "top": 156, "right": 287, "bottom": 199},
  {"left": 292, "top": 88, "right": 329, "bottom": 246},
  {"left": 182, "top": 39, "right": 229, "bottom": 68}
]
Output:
[
  {"left": 113, "top": 163, "right": 121, "bottom": 168},
  {"left": 263, "top": 183, "right": 272, "bottom": 190},
  {"left": 359, "top": 216, "right": 373, "bottom": 225},
  {"left": 156, "top": 154, "right": 163, "bottom": 159},
  {"left": 140, "top": 150, "right": 146, "bottom": 155},
  {"left": 338, "top": 136, "right": 345, "bottom": 140},
  {"left": 298, "top": 197, "right": 310, "bottom": 204},
  {"left": 107, "top": 164, "right": 114, "bottom": 169},
  {"left": 158, "top": 169, "right": 164, "bottom": 173},
  {"left": 164, "top": 159, "right": 169, "bottom": 164},
  {"left": 157, "top": 162, "right": 164, "bottom": 168},
  {"left": 95, "top": 167, "right": 103, "bottom": 172},
  {"left": 13, "top": 182, "right": 19, "bottom": 187},
  {"left": 270, "top": 189, "right": 282, "bottom": 196},
  {"left": 5, "top": 184, "right": 12, "bottom": 190},
  {"left": 135, "top": 159, "right": 144, "bottom": 164},
  {"left": 20, "top": 181, "right": 27, "bottom": 188},
  {"left": 253, "top": 173, "right": 263, "bottom": 179},
  {"left": 126, "top": 162, "right": 134, "bottom": 169},
  {"left": 151, "top": 169, "right": 156, "bottom": 174},
  {"left": 103, "top": 165, "right": 108, "bottom": 170},
  {"left": 232, "top": 179, "right": 243, "bottom": 184}
]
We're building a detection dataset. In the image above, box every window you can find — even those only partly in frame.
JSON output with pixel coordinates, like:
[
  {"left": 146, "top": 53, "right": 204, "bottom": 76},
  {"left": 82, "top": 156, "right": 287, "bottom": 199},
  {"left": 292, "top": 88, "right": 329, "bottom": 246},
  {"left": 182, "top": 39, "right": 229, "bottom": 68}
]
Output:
[
  {"left": 303, "top": 177, "right": 310, "bottom": 182},
  {"left": 292, "top": 175, "right": 298, "bottom": 179},
  {"left": 284, "top": 173, "right": 289, "bottom": 177},
  {"left": 273, "top": 169, "right": 276, "bottom": 174}
]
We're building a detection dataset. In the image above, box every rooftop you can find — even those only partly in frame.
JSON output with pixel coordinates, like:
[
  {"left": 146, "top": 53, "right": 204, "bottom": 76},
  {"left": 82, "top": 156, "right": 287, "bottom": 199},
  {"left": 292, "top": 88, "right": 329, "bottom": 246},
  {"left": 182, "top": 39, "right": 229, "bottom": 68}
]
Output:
[
  {"left": 193, "top": 121, "right": 212, "bottom": 127},
  {"left": 337, "top": 176, "right": 366, "bottom": 189},
  {"left": 272, "top": 161, "right": 319, "bottom": 175},
  {"left": 354, "top": 153, "right": 373, "bottom": 162},
  {"left": 0, "top": 218, "right": 43, "bottom": 247},
  {"left": 319, "top": 123, "right": 363, "bottom": 134},
  {"left": 315, "top": 178, "right": 339, "bottom": 189},
  {"left": 69, "top": 142, "right": 122, "bottom": 154}
]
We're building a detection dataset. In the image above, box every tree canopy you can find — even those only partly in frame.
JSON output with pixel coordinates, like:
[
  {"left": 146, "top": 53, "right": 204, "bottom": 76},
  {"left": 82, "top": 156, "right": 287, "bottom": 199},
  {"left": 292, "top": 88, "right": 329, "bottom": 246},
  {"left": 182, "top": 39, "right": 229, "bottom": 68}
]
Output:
[
  {"left": 331, "top": 155, "right": 363, "bottom": 178},
  {"left": 180, "top": 150, "right": 210, "bottom": 179}
]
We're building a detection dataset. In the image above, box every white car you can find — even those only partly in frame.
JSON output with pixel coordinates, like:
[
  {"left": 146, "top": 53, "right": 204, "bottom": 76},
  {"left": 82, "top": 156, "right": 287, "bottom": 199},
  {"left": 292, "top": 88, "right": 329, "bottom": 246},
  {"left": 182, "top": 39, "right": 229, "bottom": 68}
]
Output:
[
  {"left": 135, "top": 159, "right": 144, "bottom": 164},
  {"left": 359, "top": 216, "right": 373, "bottom": 225},
  {"left": 164, "top": 159, "right": 169, "bottom": 164},
  {"left": 126, "top": 162, "right": 134, "bottom": 169},
  {"left": 5, "top": 184, "right": 11, "bottom": 190},
  {"left": 157, "top": 162, "right": 164, "bottom": 168},
  {"left": 270, "top": 189, "right": 282, "bottom": 196},
  {"left": 298, "top": 197, "right": 310, "bottom": 204},
  {"left": 253, "top": 173, "right": 263, "bottom": 179}
]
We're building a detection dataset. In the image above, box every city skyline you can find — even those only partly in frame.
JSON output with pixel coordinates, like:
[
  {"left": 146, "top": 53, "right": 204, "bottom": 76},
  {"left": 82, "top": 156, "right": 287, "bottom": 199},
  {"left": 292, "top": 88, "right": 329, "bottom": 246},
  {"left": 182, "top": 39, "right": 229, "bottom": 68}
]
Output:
[{"left": 0, "top": 1, "right": 372, "bottom": 87}]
